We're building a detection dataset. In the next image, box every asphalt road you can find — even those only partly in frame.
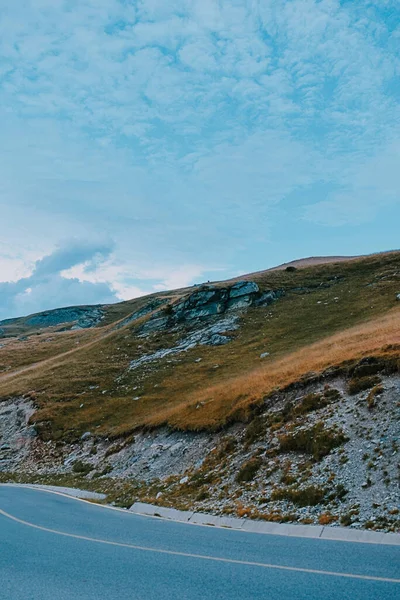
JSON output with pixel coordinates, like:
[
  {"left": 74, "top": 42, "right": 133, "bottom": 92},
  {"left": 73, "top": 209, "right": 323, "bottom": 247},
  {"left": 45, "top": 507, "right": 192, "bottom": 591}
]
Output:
[{"left": 0, "top": 485, "right": 399, "bottom": 600}]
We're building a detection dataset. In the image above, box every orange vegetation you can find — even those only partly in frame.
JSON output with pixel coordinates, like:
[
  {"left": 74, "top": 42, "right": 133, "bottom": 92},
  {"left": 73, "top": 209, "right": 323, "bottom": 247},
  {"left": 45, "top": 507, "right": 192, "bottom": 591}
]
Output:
[{"left": 150, "top": 308, "right": 400, "bottom": 430}]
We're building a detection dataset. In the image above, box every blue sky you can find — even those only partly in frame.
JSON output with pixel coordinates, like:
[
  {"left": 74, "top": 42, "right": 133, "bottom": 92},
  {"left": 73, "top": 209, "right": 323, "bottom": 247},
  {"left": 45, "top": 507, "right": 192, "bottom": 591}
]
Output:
[{"left": 0, "top": 0, "right": 399, "bottom": 319}]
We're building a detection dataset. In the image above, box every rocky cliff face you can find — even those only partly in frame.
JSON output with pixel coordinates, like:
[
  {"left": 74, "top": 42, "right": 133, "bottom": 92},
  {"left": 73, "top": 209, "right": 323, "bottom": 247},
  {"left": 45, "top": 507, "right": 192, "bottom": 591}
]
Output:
[
  {"left": 141, "top": 281, "right": 282, "bottom": 332},
  {"left": 170, "top": 281, "right": 280, "bottom": 321},
  {"left": 127, "top": 282, "right": 282, "bottom": 368},
  {"left": 0, "top": 399, "right": 36, "bottom": 470}
]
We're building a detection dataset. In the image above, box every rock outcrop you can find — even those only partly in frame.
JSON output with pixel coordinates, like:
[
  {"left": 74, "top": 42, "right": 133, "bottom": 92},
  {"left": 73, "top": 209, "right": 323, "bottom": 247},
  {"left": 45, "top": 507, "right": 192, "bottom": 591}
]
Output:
[
  {"left": 0, "top": 306, "right": 104, "bottom": 337},
  {"left": 170, "top": 281, "right": 280, "bottom": 322},
  {"left": 137, "top": 282, "right": 282, "bottom": 337},
  {"left": 30, "top": 306, "right": 104, "bottom": 329},
  {"left": 125, "top": 282, "right": 283, "bottom": 366},
  {"left": 129, "top": 316, "right": 239, "bottom": 370},
  {"left": 0, "top": 399, "right": 36, "bottom": 470}
]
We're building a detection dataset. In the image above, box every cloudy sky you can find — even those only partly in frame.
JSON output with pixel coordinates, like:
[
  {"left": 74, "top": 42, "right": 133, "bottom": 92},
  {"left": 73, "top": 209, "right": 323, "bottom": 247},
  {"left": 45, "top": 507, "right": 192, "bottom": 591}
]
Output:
[{"left": 0, "top": 0, "right": 399, "bottom": 319}]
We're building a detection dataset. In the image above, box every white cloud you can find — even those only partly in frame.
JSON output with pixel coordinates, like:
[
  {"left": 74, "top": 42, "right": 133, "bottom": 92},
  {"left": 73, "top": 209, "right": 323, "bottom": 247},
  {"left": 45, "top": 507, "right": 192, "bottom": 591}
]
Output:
[
  {"left": 0, "top": 257, "right": 32, "bottom": 284},
  {"left": 0, "top": 240, "right": 118, "bottom": 320},
  {"left": 65, "top": 258, "right": 217, "bottom": 300}
]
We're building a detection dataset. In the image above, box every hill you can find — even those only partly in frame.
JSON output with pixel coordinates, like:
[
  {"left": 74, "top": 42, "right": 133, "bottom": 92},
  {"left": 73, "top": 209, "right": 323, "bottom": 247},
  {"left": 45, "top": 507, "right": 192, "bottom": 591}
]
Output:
[{"left": 0, "top": 251, "right": 399, "bottom": 532}]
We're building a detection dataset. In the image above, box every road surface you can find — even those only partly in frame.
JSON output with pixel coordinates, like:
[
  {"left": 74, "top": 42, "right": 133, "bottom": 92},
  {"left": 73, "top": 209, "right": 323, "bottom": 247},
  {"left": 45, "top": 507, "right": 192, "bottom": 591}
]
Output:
[{"left": 0, "top": 485, "right": 399, "bottom": 599}]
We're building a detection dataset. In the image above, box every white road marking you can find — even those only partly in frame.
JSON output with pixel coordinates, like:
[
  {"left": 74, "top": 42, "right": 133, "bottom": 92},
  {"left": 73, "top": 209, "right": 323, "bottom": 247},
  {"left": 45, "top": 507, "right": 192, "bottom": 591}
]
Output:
[{"left": 0, "top": 507, "right": 399, "bottom": 584}]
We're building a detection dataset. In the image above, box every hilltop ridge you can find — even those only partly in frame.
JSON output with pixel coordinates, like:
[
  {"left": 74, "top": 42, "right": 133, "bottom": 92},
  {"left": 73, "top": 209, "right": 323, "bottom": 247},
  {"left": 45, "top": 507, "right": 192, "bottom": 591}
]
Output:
[{"left": 0, "top": 250, "right": 393, "bottom": 337}]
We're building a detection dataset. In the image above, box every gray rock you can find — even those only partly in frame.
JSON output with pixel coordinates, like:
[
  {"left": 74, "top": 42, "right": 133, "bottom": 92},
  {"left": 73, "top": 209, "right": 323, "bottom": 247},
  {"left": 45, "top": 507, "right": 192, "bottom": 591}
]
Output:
[
  {"left": 227, "top": 296, "right": 254, "bottom": 311},
  {"left": 0, "top": 399, "right": 36, "bottom": 471},
  {"left": 130, "top": 317, "right": 239, "bottom": 370},
  {"left": 137, "top": 282, "right": 282, "bottom": 336},
  {"left": 229, "top": 281, "right": 259, "bottom": 298},
  {"left": 24, "top": 306, "right": 104, "bottom": 329},
  {"left": 260, "top": 352, "right": 270, "bottom": 359},
  {"left": 254, "top": 290, "right": 283, "bottom": 307},
  {"left": 137, "top": 316, "right": 170, "bottom": 336},
  {"left": 81, "top": 432, "right": 92, "bottom": 441},
  {"left": 114, "top": 299, "right": 166, "bottom": 330}
]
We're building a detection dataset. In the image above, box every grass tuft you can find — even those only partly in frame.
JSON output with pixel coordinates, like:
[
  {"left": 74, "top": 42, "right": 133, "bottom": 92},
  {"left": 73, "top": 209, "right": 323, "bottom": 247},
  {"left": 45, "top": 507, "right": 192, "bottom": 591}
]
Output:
[
  {"left": 271, "top": 485, "right": 327, "bottom": 507},
  {"left": 348, "top": 375, "right": 382, "bottom": 395},
  {"left": 278, "top": 422, "right": 348, "bottom": 461},
  {"left": 235, "top": 457, "right": 263, "bottom": 483}
]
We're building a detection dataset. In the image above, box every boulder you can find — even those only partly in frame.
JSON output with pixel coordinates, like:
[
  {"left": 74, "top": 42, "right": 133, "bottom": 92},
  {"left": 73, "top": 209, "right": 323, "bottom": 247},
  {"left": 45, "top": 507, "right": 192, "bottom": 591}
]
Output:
[
  {"left": 229, "top": 281, "right": 259, "bottom": 298},
  {"left": 254, "top": 290, "right": 283, "bottom": 307}
]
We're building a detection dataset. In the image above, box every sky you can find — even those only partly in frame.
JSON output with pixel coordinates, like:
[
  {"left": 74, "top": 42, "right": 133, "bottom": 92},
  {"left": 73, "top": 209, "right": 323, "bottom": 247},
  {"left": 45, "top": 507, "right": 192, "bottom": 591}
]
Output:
[{"left": 0, "top": 0, "right": 399, "bottom": 320}]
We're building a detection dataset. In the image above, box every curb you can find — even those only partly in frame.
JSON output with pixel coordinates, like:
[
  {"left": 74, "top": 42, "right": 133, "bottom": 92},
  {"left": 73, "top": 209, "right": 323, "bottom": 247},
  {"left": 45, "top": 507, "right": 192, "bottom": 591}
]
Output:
[
  {"left": 18, "top": 484, "right": 107, "bottom": 502},
  {"left": 130, "top": 502, "right": 400, "bottom": 546},
  {"left": 3, "top": 485, "right": 399, "bottom": 546}
]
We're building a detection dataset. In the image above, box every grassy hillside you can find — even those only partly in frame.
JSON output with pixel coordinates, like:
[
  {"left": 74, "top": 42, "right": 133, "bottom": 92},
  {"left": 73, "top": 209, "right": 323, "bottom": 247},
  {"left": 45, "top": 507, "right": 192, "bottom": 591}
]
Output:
[{"left": 0, "top": 251, "right": 399, "bottom": 441}]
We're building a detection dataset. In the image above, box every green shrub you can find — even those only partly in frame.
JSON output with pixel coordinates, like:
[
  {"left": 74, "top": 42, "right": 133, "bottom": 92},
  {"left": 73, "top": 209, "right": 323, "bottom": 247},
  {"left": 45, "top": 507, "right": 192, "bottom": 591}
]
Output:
[
  {"left": 340, "top": 513, "right": 353, "bottom": 527},
  {"left": 350, "top": 356, "right": 400, "bottom": 378},
  {"left": 353, "top": 363, "right": 382, "bottom": 378},
  {"left": 216, "top": 436, "right": 237, "bottom": 458},
  {"left": 189, "top": 470, "right": 213, "bottom": 488},
  {"left": 196, "top": 489, "right": 210, "bottom": 501},
  {"left": 271, "top": 485, "right": 326, "bottom": 507},
  {"left": 235, "top": 457, "right": 262, "bottom": 483},
  {"left": 93, "top": 465, "right": 113, "bottom": 478},
  {"left": 244, "top": 417, "right": 265, "bottom": 445},
  {"left": 104, "top": 443, "right": 124, "bottom": 458},
  {"left": 327, "top": 483, "right": 348, "bottom": 501},
  {"left": 280, "top": 472, "right": 297, "bottom": 485},
  {"left": 278, "top": 422, "right": 348, "bottom": 460},
  {"left": 348, "top": 376, "right": 381, "bottom": 395},
  {"left": 163, "top": 303, "right": 174, "bottom": 316},
  {"left": 292, "top": 393, "right": 327, "bottom": 416},
  {"left": 366, "top": 385, "right": 384, "bottom": 410},
  {"left": 323, "top": 388, "right": 341, "bottom": 401},
  {"left": 72, "top": 460, "right": 93, "bottom": 475},
  {"left": 288, "top": 388, "right": 341, "bottom": 420}
]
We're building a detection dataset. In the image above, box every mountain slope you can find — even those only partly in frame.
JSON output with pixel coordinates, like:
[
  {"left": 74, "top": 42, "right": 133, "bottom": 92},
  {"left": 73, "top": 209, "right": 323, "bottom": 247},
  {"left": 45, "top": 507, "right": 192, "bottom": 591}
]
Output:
[
  {"left": 1, "top": 251, "right": 399, "bottom": 533},
  {"left": 0, "top": 251, "right": 399, "bottom": 440}
]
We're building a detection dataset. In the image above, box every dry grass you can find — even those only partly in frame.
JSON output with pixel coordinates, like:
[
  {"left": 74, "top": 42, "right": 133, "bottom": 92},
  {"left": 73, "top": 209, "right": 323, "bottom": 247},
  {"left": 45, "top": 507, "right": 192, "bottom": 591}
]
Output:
[
  {"left": 149, "top": 308, "right": 400, "bottom": 430},
  {"left": 0, "top": 328, "right": 99, "bottom": 372},
  {"left": 318, "top": 512, "right": 338, "bottom": 525}
]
